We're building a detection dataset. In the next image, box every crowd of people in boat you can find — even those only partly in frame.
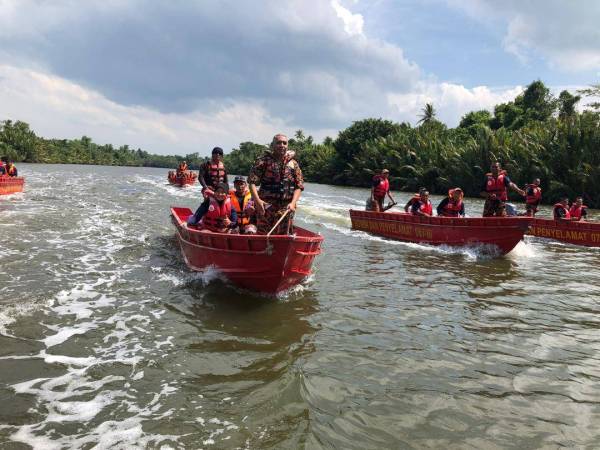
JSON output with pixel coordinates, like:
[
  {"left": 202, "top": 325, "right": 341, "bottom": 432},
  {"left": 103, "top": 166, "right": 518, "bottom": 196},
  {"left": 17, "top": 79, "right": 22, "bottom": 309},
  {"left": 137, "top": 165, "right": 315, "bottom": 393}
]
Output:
[
  {"left": 368, "top": 161, "right": 589, "bottom": 221},
  {"left": 185, "top": 134, "right": 303, "bottom": 236},
  {"left": 0, "top": 158, "right": 18, "bottom": 177}
]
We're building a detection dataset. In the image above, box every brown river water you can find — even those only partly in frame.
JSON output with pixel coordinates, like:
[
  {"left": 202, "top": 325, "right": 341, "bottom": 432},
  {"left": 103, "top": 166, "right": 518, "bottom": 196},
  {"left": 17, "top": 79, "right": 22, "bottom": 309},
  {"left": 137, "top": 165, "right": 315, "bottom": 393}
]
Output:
[{"left": 1, "top": 164, "right": 600, "bottom": 449}]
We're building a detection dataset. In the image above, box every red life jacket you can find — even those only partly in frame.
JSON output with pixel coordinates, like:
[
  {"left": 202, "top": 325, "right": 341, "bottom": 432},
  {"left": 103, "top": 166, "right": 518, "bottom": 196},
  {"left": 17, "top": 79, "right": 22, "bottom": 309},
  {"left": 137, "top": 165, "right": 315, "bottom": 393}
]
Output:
[
  {"left": 413, "top": 200, "right": 432, "bottom": 216},
  {"left": 206, "top": 161, "right": 226, "bottom": 188},
  {"left": 525, "top": 184, "right": 542, "bottom": 205},
  {"left": 553, "top": 203, "right": 570, "bottom": 220},
  {"left": 201, "top": 197, "right": 232, "bottom": 231},
  {"left": 373, "top": 176, "right": 389, "bottom": 198},
  {"left": 229, "top": 190, "right": 252, "bottom": 226},
  {"left": 441, "top": 189, "right": 463, "bottom": 217},
  {"left": 569, "top": 204, "right": 587, "bottom": 220},
  {"left": 485, "top": 170, "right": 508, "bottom": 201}
]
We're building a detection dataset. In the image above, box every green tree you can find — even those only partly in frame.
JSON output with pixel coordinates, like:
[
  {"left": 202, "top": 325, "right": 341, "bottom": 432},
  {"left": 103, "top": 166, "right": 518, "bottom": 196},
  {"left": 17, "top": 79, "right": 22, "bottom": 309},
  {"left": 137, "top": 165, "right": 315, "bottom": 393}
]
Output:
[{"left": 417, "top": 103, "right": 436, "bottom": 125}]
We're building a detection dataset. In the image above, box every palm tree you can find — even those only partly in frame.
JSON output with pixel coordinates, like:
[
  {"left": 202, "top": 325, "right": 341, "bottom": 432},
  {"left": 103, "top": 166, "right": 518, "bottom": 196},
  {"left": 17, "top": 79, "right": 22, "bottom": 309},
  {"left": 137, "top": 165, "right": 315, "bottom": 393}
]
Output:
[{"left": 417, "top": 103, "right": 436, "bottom": 125}]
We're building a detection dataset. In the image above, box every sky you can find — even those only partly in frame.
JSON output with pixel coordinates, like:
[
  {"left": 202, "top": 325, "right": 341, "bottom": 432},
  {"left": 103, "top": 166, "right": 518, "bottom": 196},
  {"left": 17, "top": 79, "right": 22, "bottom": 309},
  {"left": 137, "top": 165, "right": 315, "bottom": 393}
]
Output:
[{"left": 0, "top": 0, "right": 599, "bottom": 156}]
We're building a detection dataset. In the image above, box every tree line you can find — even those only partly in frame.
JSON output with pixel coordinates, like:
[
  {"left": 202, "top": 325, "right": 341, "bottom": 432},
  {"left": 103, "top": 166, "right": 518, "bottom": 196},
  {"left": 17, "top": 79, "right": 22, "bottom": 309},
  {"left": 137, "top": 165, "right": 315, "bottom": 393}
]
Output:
[
  {"left": 2, "top": 80, "right": 600, "bottom": 207},
  {"left": 225, "top": 81, "right": 600, "bottom": 208}
]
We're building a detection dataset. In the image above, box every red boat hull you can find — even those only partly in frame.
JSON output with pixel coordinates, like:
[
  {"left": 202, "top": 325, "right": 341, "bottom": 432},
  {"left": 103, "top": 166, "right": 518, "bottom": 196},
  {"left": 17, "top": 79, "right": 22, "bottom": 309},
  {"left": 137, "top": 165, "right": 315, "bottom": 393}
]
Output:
[
  {"left": 528, "top": 218, "right": 600, "bottom": 247},
  {"left": 350, "top": 210, "right": 532, "bottom": 256},
  {"left": 0, "top": 176, "right": 24, "bottom": 195},
  {"left": 168, "top": 172, "right": 196, "bottom": 186},
  {"left": 170, "top": 207, "right": 323, "bottom": 293}
]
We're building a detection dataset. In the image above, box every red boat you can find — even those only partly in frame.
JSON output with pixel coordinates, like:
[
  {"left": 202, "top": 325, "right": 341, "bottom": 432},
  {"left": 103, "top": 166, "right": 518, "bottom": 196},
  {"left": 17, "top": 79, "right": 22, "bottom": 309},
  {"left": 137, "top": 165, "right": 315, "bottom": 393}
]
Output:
[
  {"left": 0, "top": 176, "right": 24, "bottom": 195},
  {"left": 349, "top": 210, "right": 533, "bottom": 256},
  {"left": 528, "top": 218, "right": 600, "bottom": 247},
  {"left": 168, "top": 170, "right": 197, "bottom": 186},
  {"left": 170, "top": 207, "right": 324, "bottom": 294}
]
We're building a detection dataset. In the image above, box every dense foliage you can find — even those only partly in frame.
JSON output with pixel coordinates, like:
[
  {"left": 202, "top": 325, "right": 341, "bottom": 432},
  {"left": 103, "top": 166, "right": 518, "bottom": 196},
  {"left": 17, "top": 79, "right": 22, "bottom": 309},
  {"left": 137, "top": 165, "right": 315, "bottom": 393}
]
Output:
[
  {"left": 3, "top": 80, "right": 600, "bottom": 207},
  {"left": 226, "top": 81, "right": 600, "bottom": 208},
  {"left": 0, "top": 120, "right": 208, "bottom": 169}
]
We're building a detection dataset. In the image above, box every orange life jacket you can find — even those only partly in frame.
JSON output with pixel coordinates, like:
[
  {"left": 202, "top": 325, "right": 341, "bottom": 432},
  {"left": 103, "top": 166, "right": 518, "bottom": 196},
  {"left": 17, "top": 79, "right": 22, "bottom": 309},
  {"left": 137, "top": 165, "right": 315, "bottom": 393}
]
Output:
[
  {"left": 525, "top": 184, "right": 542, "bottom": 205},
  {"left": 485, "top": 170, "right": 508, "bottom": 201},
  {"left": 259, "top": 156, "right": 297, "bottom": 201},
  {"left": 201, "top": 197, "right": 232, "bottom": 232},
  {"left": 553, "top": 203, "right": 570, "bottom": 220},
  {"left": 229, "top": 190, "right": 252, "bottom": 226},
  {"left": 569, "top": 204, "right": 587, "bottom": 220},
  {"left": 441, "top": 189, "right": 463, "bottom": 217},
  {"left": 372, "top": 175, "right": 389, "bottom": 198},
  {"left": 6, "top": 165, "right": 16, "bottom": 176},
  {"left": 206, "top": 161, "right": 226, "bottom": 188}
]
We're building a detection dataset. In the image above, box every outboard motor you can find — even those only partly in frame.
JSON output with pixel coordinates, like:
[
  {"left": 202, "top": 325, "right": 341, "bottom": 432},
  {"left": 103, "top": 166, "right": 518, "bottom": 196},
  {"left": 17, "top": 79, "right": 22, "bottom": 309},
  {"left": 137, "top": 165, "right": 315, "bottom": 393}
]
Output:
[{"left": 505, "top": 203, "right": 518, "bottom": 216}]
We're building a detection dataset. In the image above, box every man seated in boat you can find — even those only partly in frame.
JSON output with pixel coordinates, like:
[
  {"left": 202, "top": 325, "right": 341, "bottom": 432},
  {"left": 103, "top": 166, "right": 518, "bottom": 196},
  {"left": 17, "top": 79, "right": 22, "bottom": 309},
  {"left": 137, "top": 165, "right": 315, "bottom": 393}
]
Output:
[
  {"left": 553, "top": 196, "right": 571, "bottom": 220},
  {"left": 248, "top": 133, "right": 304, "bottom": 235},
  {"left": 522, "top": 178, "right": 542, "bottom": 216},
  {"left": 569, "top": 197, "right": 588, "bottom": 221},
  {"left": 229, "top": 176, "right": 257, "bottom": 234},
  {"left": 404, "top": 187, "right": 427, "bottom": 212},
  {"left": 410, "top": 190, "right": 433, "bottom": 216},
  {"left": 199, "top": 147, "right": 228, "bottom": 198},
  {"left": 437, "top": 188, "right": 465, "bottom": 217},
  {"left": 480, "top": 162, "right": 525, "bottom": 217},
  {"left": 371, "top": 169, "right": 396, "bottom": 212},
  {"left": 1, "top": 161, "right": 18, "bottom": 177},
  {"left": 186, "top": 183, "right": 238, "bottom": 233},
  {"left": 176, "top": 160, "right": 188, "bottom": 176}
]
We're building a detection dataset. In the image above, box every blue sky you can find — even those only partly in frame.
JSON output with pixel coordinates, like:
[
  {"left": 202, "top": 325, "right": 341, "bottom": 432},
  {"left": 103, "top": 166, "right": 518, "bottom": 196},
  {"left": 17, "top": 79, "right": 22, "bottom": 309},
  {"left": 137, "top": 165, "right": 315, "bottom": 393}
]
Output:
[{"left": 0, "top": 0, "right": 598, "bottom": 155}]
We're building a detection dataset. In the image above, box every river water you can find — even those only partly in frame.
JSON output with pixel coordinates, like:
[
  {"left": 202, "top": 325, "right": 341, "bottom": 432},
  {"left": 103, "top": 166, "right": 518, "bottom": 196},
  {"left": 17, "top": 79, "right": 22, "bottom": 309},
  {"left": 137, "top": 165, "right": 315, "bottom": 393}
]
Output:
[{"left": 1, "top": 164, "right": 600, "bottom": 449}]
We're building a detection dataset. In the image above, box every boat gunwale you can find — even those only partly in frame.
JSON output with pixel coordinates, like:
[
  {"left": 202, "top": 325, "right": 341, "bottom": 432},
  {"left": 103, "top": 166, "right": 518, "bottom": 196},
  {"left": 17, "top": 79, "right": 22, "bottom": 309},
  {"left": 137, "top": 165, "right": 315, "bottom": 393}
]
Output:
[
  {"left": 349, "top": 209, "right": 532, "bottom": 229},
  {"left": 171, "top": 207, "right": 324, "bottom": 244}
]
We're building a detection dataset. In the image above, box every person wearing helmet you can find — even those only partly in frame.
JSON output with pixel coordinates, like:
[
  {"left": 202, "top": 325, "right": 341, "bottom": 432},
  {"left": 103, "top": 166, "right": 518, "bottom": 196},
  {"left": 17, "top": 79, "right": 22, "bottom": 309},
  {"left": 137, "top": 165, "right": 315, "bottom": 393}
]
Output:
[
  {"left": 199, "top": 147, "right": 228, "bottom": 198},
  {"left": 229, "top": 176, "right": 256, "bottom": 233}
]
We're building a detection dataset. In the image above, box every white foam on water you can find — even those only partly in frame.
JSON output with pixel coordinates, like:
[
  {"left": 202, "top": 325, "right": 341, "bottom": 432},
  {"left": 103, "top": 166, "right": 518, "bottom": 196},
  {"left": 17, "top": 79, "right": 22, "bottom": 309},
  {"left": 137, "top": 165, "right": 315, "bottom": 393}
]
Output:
[{"left": 0, "top": 301, "right": 41, "bottom": 338}]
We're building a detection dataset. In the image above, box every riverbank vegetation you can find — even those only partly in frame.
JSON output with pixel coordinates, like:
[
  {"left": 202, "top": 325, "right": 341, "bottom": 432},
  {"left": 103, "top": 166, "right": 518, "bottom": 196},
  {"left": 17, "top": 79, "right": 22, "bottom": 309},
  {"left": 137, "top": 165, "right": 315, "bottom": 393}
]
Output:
[
  {"left": 226, "top": 81, "right": 600, "bottom": 207},
  {"left": 2, "top": 80, "right": 599, "bottom": 207}
]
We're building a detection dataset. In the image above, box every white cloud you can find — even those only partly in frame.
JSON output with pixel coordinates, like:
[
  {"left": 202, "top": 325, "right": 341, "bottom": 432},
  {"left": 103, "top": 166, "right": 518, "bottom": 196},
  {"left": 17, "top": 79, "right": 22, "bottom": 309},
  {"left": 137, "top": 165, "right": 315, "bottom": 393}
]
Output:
[
  {"left": 331, "top": 0, "right": 365, "bottom": 36},
  {"left": 0, "top": 1, "right": 550, "bottom": 155},
  {"left": 388, "top": 82, "right": 523, "bottom": 126},
  {"left": 448, "top": 0, "right": 600, "bottom": 72},
  {"left": 0, "top": 65, "right": 289, "bottom": 154}
]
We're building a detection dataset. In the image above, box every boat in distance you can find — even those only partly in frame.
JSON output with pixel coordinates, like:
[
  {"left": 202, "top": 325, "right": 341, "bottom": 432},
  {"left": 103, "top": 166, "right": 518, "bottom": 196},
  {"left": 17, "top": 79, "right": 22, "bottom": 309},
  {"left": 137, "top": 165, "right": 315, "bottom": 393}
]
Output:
[
  {"left": 528, "top": 217, "right": 600, "bottom": 247},
  {"left": 0, "top": 176, "right": 25, "bottom": 195},
  {"left": 349, "top": 210, "right": 533, "bottom": 256},
  {"left": 168, "top": 171, "right": 197, "bottom": 186},
  {"left": 171, "top": 207, "right": 324, "bottom": 294}
]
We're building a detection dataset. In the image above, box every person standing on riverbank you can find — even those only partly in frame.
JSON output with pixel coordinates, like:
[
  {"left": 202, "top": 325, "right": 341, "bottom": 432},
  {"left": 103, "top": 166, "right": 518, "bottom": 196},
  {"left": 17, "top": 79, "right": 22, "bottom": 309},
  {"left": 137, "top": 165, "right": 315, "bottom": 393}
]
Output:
[
  {"left": 480, "top": 162, "right": 525, "bottom": 217},
  {"left": 199, "top": 147, "right": 228, "bottom": 198},
  {"left": 248, "top": 134, "right": 304, "bottom": 235},
  {"left": 371, "top": 169, "right": 396, "bottom": 212}
]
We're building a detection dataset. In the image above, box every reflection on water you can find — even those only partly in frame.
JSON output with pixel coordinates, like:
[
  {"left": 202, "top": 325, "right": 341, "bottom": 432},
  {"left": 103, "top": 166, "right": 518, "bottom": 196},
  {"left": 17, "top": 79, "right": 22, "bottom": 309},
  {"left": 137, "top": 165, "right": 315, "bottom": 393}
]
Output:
[{"left": 2, "top": 164, "right": 600, "bottom": 448}]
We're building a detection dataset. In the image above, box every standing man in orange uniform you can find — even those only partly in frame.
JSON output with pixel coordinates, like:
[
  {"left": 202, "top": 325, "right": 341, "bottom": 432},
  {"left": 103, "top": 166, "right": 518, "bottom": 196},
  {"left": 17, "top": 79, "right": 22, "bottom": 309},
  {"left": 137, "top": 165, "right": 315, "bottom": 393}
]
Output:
[
  {"left": 480, "top": 162, "right": 525, "bottom": 217},
  {"left": 199, "top": 147, "right": 228, "bottom": 198}
]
